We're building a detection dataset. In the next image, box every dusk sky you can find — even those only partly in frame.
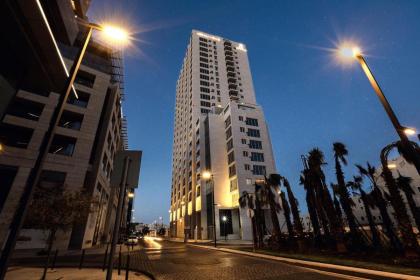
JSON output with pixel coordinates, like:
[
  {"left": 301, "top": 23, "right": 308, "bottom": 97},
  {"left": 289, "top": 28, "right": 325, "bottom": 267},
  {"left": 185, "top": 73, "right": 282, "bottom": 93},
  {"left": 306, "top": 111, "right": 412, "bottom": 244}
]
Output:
[{"left": 88, "top": 0, "right": 420, "bottom": 224}]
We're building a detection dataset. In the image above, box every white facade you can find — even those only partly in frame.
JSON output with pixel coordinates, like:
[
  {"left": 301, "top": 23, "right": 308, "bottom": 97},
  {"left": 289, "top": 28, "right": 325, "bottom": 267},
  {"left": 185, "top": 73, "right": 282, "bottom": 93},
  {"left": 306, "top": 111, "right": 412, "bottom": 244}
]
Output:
[{"left": 169, "top": 30, "right": 277, "bottom": 241}]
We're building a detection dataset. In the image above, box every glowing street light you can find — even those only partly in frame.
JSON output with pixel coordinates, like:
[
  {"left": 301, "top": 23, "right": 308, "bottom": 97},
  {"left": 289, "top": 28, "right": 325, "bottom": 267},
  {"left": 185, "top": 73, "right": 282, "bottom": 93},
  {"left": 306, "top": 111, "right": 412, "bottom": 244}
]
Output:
[
  {"left": 202, "top": 171, "right": 212, "bottom": 180},
  {"left": 128, "top": 192, "right": 135, "bottom": 198},
  {"left": 387, "top": 163, "right": 397, "bottom": 169},
  {"left": 202, "top": 170, "right": 217, "bottom": 247},
  {"left": 337, "top": 42, "right": 420, "bottom": 174}
]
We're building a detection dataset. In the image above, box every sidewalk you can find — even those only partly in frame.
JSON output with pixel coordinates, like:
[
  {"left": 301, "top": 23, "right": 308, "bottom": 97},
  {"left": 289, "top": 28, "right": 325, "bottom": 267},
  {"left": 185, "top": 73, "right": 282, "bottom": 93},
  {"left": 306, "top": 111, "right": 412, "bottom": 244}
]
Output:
[
  {"left": 5, "top": 267, "right": 150, "bottom": 280},
  {"left": 189, "top": 244, "right": 420, "bottom": 280},
  {"left": 168, "top": 237, "right": 252, "bottom": 246}
]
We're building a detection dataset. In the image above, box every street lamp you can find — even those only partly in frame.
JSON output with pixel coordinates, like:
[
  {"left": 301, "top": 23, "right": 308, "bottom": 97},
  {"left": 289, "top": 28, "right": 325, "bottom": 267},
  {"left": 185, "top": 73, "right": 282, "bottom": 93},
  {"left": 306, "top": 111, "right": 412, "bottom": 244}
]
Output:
[
  {"left": 0, "top": 19, "right": 130, "bottom": 279},
  {"left": 128, "top": 192, "right": 135, "bottom": 198},
  {"left": 337, "top": 43, "right": 420, "bottom": 174},
  {"left": 222, "top": 216, "right": 228, "bottom": 241},
  {"left": 202, "top": 170, "right": 218, "bottom": 247}
]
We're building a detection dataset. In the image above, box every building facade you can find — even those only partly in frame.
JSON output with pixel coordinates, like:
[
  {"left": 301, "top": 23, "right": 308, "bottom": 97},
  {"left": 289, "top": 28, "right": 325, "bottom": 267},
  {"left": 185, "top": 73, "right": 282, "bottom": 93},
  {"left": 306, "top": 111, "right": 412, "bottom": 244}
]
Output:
[
  {"left": 0, "top": 0, "right": 136, "bottom": 250},
  {"left": 169, "top": 30, "right": 278, "bottom": 241}
]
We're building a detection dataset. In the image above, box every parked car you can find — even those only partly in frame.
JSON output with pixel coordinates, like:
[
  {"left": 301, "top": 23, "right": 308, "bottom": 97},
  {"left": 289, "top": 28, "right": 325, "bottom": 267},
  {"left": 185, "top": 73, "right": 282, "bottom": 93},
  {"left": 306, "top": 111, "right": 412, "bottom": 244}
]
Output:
[{"left": 125, "top": 235, "right": 138, "bottom": 245}]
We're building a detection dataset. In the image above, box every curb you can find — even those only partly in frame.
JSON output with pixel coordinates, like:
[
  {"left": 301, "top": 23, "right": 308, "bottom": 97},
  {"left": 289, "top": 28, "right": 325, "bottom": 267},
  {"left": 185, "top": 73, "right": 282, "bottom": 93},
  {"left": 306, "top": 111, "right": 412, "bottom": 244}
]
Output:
[{"left": 188, "top": 244, "right": 419, "bottom": 280}]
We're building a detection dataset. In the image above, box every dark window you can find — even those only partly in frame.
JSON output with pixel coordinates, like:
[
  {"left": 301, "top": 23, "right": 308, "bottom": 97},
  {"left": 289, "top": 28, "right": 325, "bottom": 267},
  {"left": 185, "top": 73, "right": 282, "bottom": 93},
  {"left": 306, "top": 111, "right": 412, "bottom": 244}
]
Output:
[
  {"left": 200, "top": 68, "right": 209, "bottom": 74},
  {"left": 59, "top": 110, "right": 84, "bottom": 130},
  {"left": 200, "top": 63, "right": 209, "bottom": 68},
  {"left": 245, "top": 118, "right": 259, "bottom": 126},
  {"left": 200, "top": 101, "right": 210, "bottom": 107},
  {"left": 243, "top": 151, "right": 248, "bottom": 157},
  {"left": 75, "top": 70, "right": 96, "bottom": 88},
  {"left": 200, "top": 87, "right": 210, "bottom": 93},
  {"left": 251, "top": 152, "right": 264, "bottom": 162},
  {"left": 200, "top": 81, "right": 210, "bottom": 86},
  {"left": 249, "top": 140, "right": 262, "bottom": 149},
  {"left": 199, "top": 37, "right": 208, "bottom": 42},
  {"left": 199, "top": 47, "right": 208, "bottom": 52},
  {"left": 200, "top": 74, "right": 209, "bottom": 80},
  {"left": 200, "top": 52, "right": 208, "bottom": 57},
  {"left": 252, "top": 165, "right": 266, "bottom": 175},
  {"left": 67, "top": 90, "right": 90, "bottom": 108},
  {"left": 239, "top": 116, "right": 243, "bottom": 121},
  {"left": 38, "top": 170, "right": 66, "bottom": 188},
  {"left": 49, "top": 134, "right": 77, "bottom": 156},
  {"left": 225, "top": 116, "right": 231, "bottom": 128},
  {"left": 226, "top": 139, "right": 233, "bottom": 151},
  {"left": 244, "top": 164, "right": 250, "bottom": 170},
  {"left": 200, "top": 94, "right": 210, "bottom": 100},
  {"left": 227, "top": 151, "right": 235, "bottom": 164},
  {"left": 225, "top": 127, "right": 232, "bottom": 139},
  {"left": 0, "top": 123, "right": 33, "bottom": 148},
  {"left": 228, "top": 164, "right": 236, "bottom": 177},
  {"left": 247, "top": 128, "right": 260, "bottom": 138},
  {"left": 6, "top": 97, "right": 44, "bottom": 121},
  {"left": 199, "top": 57, "right": 209, "bottom": 63}
]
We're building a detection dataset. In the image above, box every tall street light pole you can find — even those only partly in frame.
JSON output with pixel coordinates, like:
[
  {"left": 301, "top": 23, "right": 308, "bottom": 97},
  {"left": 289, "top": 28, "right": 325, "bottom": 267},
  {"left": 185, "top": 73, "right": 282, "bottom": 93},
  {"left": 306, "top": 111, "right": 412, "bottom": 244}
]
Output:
[
  {"left": 0, "top": 22, "right": 129, "bottom": 279},
  {"left": 338, "top": 45, "right": 420, "bottom": 174}
]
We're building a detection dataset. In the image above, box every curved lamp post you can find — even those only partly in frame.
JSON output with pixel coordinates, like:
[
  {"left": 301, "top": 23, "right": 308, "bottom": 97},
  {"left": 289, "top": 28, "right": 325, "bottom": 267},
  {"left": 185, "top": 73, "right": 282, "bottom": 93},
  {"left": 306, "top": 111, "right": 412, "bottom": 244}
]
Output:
[
  {"left": 202, "top": 171, "right": 218, "bottom": 247},
  {"left": 0, "top": 20, "right": 130, "bottom": 279},
  {"left": 337, "top": 44, "right": 420, "bottom": 174}
]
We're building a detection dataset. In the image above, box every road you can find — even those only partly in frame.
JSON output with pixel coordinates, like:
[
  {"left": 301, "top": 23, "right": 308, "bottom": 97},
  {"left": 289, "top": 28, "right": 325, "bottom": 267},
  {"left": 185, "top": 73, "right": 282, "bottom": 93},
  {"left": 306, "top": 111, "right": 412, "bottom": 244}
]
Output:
[{"left": 130, "top": 237, "right": 367, "bottom": 280}]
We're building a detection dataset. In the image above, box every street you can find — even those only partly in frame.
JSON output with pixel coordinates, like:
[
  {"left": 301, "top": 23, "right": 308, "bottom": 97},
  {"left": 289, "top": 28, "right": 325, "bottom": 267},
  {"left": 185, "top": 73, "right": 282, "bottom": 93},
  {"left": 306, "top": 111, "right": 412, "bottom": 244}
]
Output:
[{"left": 132, "top": 238, "right": 366, "bottom": 280}]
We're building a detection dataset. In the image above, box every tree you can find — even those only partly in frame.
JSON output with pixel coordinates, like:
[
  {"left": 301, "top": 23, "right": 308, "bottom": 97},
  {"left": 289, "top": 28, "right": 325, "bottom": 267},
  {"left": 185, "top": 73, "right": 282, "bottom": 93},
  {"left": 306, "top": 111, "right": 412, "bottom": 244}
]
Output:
[
  {"left": 333, "top": 142, "right": 361, "bottom": 248},
  {"left": 356, "top": 162, "right": 402, "bottom": 252},
  {"left": 347, "top": 175, "right": 381, "bottom": 251},
  {"left": 258, "top": 174, "right": 282, "bottom": 246},
  {"left": 381, "top": 143, "right": 419, "bottom": 255},
  {"left": 396, "top": 173, "right": 420, "bottom": 231},
  {"left": 308, "top": 148, "right": 346, "bottom": 252},
  {"left": 24, "top": 185, "right": 96, "bottom": 280},
  {"left": 239, "top": 191, "right": 258, "bottom": 249},
  {"left": 282, "top": 177, "right": 303, "bottom": 237},
  {"left": 331, "top": 184, "right": 343, "bottom": 222},
  {"left": 300, "top": 171, "right": 321, "bottom": 242},
  {"left": 280, "top": 192, "right": 294, "bottom": 239}
]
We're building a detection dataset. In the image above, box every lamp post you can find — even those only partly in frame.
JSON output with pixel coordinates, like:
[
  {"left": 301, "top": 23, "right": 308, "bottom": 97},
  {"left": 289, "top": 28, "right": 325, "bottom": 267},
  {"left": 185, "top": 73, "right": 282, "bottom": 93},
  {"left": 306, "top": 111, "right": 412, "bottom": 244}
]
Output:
[
  {"left": 222, "top": 216, "right": 227, "bottom": 241},
  {"left": 0, "top": 21, "right": 129, "bottom": 279},
  {"left": 202, "top": 171, "right": 218, "bottom": 247},
  {"left": 338, "top": 45, "right": 420, "bottom": 174}
]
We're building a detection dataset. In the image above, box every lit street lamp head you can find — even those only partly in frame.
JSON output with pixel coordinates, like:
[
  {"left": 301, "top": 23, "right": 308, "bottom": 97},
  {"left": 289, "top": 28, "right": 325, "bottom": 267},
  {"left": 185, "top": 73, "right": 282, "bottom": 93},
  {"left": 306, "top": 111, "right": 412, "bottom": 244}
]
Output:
[
  {"left": 337, "top": 43, "right": 362, "bottom": 62},
  {"left": 403, "top": 127, "right": 416, "bottom": 136},
  {"left": 128, "top": 192, "right": 135, "bottom": 198},
  {"left": 202, "top": 171, "right": 212, "bottom": 180},
  {"left": 222, "top": 216, "right": 227, "bottom": 222}
]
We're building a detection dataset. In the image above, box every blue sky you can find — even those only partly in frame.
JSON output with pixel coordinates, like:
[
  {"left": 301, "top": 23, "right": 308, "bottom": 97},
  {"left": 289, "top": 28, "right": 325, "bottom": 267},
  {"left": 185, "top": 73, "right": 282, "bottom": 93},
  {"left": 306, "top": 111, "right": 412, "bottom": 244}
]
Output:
[{"left": 89, "top": 0, "right": 420, "bottom": 224}]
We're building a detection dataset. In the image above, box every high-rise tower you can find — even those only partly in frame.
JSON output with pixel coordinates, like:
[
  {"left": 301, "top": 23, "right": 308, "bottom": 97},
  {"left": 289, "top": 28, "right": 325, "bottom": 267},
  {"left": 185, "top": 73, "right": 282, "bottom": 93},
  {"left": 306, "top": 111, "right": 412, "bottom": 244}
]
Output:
[{"left": 169, "top": 30, "right": 278, "bottom": 241}]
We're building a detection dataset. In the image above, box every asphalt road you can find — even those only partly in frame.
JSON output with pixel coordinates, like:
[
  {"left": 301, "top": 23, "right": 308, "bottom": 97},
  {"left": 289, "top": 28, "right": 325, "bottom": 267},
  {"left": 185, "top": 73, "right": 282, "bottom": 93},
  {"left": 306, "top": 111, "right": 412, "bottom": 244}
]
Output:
[{"left": 132, "top": 237, "right": 367, "bottom": 280}]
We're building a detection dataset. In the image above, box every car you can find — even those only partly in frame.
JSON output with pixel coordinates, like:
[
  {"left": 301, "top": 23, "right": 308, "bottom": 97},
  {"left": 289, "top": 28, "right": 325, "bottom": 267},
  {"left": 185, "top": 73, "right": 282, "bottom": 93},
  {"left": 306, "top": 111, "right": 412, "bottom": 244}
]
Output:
[{"left": 125, "top": 235, "right": 138, "bottom": 246}]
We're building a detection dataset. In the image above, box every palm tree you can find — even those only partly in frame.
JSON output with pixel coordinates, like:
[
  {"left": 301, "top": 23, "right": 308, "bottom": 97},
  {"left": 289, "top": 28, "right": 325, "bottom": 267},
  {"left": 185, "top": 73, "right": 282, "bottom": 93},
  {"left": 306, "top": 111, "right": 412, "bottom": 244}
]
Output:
[
  {"left": 333, "top": 142, "right": 360, "bottom": 247},
  {"left": 280, "top": 191, "right": 294, "bottom": 238},
  {"left": 331, "top": 184, "right": 343, "bottom": 221},
  {"left": 356, "top": 162, "right": 402, "bottom": 252},
  {"left": 283, "top": 177, "right": 303, "bottom": 237},
  {"left": 347, "top": 175, "right": 381, "bottom": 251},
  {"left": 308, "top": 148, "right": 346, "bottom": 252},
  {"left": 239, "top": 191, "right": 258, "bottom": 249},
  {"left": 299, "top": 171, "right": 321, "bottom": 242},
  {"left": 396, "top": 173, "right": 420, "bottom": 231},
  {"left": 258, "top": 174, "right": 282, "bottom": 245},
  {"left": 254, "top": 184, "right": 265, "bottom": 248},
  {"left": 381, "top": 143, "right": 419, "bottom": 255}
]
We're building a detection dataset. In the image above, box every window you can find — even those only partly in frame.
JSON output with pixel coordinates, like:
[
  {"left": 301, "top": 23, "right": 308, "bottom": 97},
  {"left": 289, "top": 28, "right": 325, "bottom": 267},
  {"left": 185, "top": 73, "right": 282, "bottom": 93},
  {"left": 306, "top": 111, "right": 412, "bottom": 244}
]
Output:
[
  {"left": 200, "top": 74, "right": 209, "bottom": 80},
  {"left": 251, "top": 152, "right": 264, "bottom": 162},
  {"left": 0, "top": 123, "right": 33, "bottom": 148},
  {"left": 200, "top": 63, "right": 209, "bottom": 68},
  {"left": 244, "top": 164, "right": 250, "bottom": 171},
  {"left": 67, "top": 90, "right": 90, "bottom": 108},
  {"left": 49, "top": 134, "right": 77, "bottom": 156},
  {"left": 225, "top": 127, "right": 232, "bottom": 139},
  {"left": 240, "top": 127, "right": 245, "bottom": 132},
  {"left": 200, "top": 57, "right": 208, "bottom": 63},
  {"left": 199, "top": 52, "right": 208, "bottom": 57},
  {"left": 6, "top": 97, "right": 44, "bottom": 121},
  {"left": 230, "top": 178, "right": 238, "bottom": 191},
  {"left": 241, "top": 139, "right": 247, "bottom": 144},
  {"left": 199, "top": 37, "right": 207, "bottom": 42},
  {"left": 239, "top": 116, "right": 243, "bottom": 121},
  {"left": 226, "top": 139, "right": 233, "bottom": 151},
  {"left": 247, "top": 128, "right": 260, "bottom": 138},
  {"left": 252, "top": 165, "right": 266, "bottom": 175},
  {"left": 229, "top": 164, "right": 236, "bottom": 177},
  {"left": 200, "top": 81, "right": 209, "bottom": 86},
  {"left": 196, "top": 186, "right": 201, "bottom": 197},
  {"left": 75, "top": 70, "right": 95, "bottom": 87},
  {"left": 199, "top": 42, "right": 208, "bottom": 47},
  {"left": 246, "top": 178, "right": 252, "bottom": 185},
  {"left": 225, "top": 116, "right": 231, "bottom": 128},
  {"left": 200, "top": 101, "right": 210, "bottom": 107},
  {"left": 245, "top": 118, "right": 259, "bottom": 126},
  {"left": 249, "top": 140, "right": 262, "bottom": 149},
  {"left": 200, "top": 68, "right": 209, "bottom": 74},
  {"left": 201, "top": 108, "right": 210, "bottom": 114},
  {"left": 243, "top": 151, "right": 248, "bottom": 157},
  {"left": 200, "top": 94, "right": 210, "bottom": 100},
  {"left": 59, "top": 110, "right": 84, "bottom": 130},
  {"left": 199, "top": 47, "right": 208, "bottom": 52},
  {"left": 227, "top": 151, "right": 235, "bottom": 164},
  {"left": 200, "top": 87, "right": 210, "bottom": 93},
  {"left": 0, "top": 165, "right": 18, "bottom": 213}
]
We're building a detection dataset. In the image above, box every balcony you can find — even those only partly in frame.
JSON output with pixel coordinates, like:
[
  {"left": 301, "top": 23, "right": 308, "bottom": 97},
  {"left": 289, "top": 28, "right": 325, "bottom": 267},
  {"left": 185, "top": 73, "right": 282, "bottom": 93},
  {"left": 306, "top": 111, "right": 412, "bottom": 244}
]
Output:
[
  {"left": 225, "top": 50, "right": 233, "bottom": 56},
  {"left": 226, "top": 61, "right": 234, "bottom": 67},
  {"left": 0, "top": 123, "right": 33, "bottom": 149},
  {"left": 6, "top": 97, "right": 44, "bottom": 121},
  {"left": 227, "top": 72, "right": 236, "bottom": 78},
  {"left": 226, "top": 66, "right": 235, "bottom": 73},
  {"left": 49, "top": 134, "right": 77, "bottom": 156},
  {"left": 67, "top": 90, "right": 90, "bottom": 108},
  {"left": 58, "top": 110, "right": 84, "bottom": 130},
  {"left": 228, "top": 84, "right": 238, "bottom": 90},
  {"left": 227, "top": 78, "right": 237, "bottom": 84},
  {"left": 224, "top": 45, "right": 232, "bottom": 51},
  {"left": 229, "top": 90, "right": 239, "bottom": 96},
  {"left": 224, "top": 41, "right": 232, "bottom": 47},
  {"left": 225, "top": 55, "right": 234, "bottom": 62}
]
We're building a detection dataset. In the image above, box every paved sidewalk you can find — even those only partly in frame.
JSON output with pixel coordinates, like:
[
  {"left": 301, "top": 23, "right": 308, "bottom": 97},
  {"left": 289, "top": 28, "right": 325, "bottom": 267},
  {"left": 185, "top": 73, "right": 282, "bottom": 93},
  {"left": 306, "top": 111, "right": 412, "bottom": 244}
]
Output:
[
  {"left": 188, "top": 244, "right": 420, "bottom": 280},
  {"left": 5, "top": 267, "right": 151, "bottom": 280}
]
